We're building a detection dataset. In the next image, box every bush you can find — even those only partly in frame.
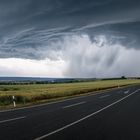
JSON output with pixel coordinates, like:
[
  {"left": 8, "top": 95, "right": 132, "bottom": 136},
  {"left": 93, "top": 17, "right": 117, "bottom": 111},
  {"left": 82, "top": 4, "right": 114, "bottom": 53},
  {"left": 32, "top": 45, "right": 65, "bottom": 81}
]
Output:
[{"left": 0, "top": 96, "right": 12, "bottom": 105}]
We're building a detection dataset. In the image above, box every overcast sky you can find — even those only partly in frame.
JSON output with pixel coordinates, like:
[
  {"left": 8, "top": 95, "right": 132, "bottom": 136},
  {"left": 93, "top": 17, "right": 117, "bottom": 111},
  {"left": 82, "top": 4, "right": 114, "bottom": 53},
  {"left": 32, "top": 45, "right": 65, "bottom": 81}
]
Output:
[{"left": 0, "top": 0, "right": 140, "bottom": 78}]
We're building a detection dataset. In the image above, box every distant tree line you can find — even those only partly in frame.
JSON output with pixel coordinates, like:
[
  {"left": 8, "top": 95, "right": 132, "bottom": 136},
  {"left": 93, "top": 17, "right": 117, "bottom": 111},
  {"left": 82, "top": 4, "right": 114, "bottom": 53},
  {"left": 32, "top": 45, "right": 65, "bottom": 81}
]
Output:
[{"left": 0, "top": 76, "right": 139, "bottom": 85}]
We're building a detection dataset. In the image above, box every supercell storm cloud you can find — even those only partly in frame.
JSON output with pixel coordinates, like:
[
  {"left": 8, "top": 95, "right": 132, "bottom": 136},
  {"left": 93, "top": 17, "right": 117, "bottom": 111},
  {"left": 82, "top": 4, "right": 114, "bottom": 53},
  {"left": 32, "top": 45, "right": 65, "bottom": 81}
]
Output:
[{"left": 0, "top": 0, "right": 140, "bottom": 78}]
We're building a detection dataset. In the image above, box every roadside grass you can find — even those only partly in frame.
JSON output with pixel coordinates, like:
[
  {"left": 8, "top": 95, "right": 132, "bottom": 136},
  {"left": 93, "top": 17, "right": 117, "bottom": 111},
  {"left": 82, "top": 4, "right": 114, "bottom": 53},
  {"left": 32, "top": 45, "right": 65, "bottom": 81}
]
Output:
[{"left": 0, "top": 79, "right": 140, "bottom": 107}]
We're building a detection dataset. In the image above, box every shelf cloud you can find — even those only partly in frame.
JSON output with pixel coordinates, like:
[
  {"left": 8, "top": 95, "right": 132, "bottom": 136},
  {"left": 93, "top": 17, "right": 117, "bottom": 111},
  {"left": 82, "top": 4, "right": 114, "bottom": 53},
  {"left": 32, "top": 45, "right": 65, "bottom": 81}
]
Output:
[{"left": 0, "top": 0, "right": 140, "bottom": 77}]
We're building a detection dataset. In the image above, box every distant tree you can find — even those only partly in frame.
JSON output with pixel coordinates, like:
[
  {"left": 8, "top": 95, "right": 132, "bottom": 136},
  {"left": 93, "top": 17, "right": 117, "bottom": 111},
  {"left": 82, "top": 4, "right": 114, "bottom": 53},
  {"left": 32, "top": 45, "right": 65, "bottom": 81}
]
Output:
[{"left": 121, "top": 76, "right": 126, "bottom": 79}]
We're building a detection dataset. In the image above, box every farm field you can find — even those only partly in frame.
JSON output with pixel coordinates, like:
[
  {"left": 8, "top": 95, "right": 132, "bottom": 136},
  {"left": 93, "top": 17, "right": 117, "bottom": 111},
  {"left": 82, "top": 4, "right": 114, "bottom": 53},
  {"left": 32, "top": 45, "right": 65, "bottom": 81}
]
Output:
[{"left": 0, "top": 79, "right": 140, "bottom": 108}]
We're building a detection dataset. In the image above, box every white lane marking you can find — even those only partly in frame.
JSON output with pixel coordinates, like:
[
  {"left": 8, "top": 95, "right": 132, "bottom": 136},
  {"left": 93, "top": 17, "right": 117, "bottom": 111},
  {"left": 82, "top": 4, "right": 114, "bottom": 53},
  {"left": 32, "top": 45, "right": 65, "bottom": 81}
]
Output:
[
  {"left": 34, "top": 89, "right": 140, "bottom": 140},
  {"left": 0, "top": 116, "right": 26, "bottom": 124},
  {"left": 124, "top": 90, "right": 129, "bottom": 94},
  {"left": 99, "top": 94, "right": 110, "bottom": 99},
  {"left": 62, "top": 101, "right": 86, "bottom": 109}
]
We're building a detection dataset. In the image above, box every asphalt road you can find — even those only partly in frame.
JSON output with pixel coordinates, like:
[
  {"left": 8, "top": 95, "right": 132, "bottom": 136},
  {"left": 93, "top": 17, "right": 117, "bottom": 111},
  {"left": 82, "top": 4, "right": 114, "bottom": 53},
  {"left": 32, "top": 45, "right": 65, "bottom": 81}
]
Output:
[{"left": 0, "top": 85, "right": 140, "bottom": 140}]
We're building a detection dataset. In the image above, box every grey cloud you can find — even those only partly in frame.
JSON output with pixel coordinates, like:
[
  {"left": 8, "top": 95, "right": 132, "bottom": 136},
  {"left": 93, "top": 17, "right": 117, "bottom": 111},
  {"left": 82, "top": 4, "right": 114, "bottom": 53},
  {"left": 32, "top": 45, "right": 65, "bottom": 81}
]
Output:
[
  {"left": 58, "top": 35, "right": 140, "bottom": 78},
  {"left": 0, "top": 0, "right": 140, "bottom": 60}
]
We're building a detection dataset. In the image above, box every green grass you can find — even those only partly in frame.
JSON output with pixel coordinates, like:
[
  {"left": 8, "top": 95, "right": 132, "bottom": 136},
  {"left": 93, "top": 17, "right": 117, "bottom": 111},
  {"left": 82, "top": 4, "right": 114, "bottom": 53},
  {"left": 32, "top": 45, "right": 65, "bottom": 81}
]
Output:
[{"left": 0, "top": 79, "right": 140, "bottom": 107}]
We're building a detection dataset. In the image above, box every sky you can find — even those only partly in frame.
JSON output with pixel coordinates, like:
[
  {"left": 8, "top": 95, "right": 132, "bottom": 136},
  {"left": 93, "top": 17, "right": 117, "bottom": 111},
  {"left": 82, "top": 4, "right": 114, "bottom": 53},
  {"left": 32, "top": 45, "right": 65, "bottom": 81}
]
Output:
[{"left": 0, "top": 0, "right": 140, "bottom": 78}]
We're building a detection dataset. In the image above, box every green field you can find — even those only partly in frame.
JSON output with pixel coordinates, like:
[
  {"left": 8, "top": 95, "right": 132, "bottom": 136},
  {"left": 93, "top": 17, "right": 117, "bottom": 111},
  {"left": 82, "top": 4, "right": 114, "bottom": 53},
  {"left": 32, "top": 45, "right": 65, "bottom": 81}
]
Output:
[{"left": 0, "top": 79, "right": 140, "bottom": 107}]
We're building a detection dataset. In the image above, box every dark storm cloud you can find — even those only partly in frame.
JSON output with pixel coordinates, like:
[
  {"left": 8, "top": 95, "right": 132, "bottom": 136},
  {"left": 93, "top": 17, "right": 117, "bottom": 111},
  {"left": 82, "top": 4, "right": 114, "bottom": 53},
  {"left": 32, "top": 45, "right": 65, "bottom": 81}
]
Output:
[{"left": 0, "top": 0, "right": 140, "bottom": 59}]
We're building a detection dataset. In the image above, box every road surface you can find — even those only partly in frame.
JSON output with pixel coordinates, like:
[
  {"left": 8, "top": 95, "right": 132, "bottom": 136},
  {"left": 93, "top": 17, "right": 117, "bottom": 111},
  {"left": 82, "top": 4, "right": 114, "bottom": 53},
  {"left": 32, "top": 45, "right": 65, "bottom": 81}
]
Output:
[{"left": 0, "top": 85, "right": 140, "bottom": 140}]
